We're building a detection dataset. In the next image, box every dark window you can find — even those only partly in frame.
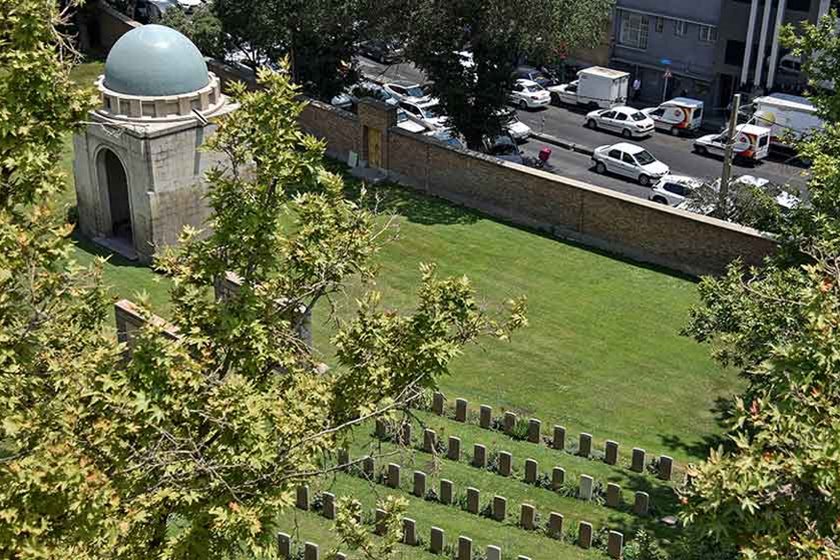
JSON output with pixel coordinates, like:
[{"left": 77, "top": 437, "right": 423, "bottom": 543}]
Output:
[
  {"left": 615, "top": 113, "right": 628, "bottom": 121},
  {"left": 664, "top": 183, "right": 687, "bottom": 196},
  {"left": 787, "top": 0, "right": 811, "bottom": 12},
  {"left": 725, "top": 40, "right": 746, "bottom": 66},
  {"left": 622, "top": 152, "right": 635, "bottom": 164},
  {"left": 655, "top": 17, "right": 664, "bottom": 32},
  {"left": 608, "top": 149, "right": 622, "bottom": 159},
  {"left": 759, "top": 135, "right": 769, "bottom": 148},
  {"left": 603, "top": 111, "right": 616, "bottom": 119}
]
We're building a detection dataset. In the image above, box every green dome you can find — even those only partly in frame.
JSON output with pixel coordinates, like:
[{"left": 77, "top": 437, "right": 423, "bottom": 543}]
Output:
[{"left": 104, "top": 25, "right": 210, "bottom": 97}]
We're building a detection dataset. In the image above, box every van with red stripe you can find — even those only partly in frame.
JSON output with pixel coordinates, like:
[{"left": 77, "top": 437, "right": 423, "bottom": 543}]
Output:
[
  {"left": 693, "top": 124, "right": 771, "bottom": 163},
  {"left": 642, "top": 97, "right": 704, "bottom": 136}
]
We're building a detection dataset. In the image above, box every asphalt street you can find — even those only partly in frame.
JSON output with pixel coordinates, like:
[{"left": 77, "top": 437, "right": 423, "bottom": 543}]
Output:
[{"left": 355, "top": 55, "right": 810, "bottom": 201}]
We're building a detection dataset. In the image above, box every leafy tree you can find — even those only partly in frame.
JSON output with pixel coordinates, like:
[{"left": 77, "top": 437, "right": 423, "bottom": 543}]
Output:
[
  {"left": 398, "top": 0, "right": 614, "bottom": 149},
  {"left": 680, "top": 177, "right": 791, "bottom": 234},
  {"left": 0, "top": 4, "right": 526, "bottom": 557},
  {"left": 160, "top": 2, "right": 227, "bottom": 60},
  {"left": 678, "top": 12, "right": 840, "bottom": 560}
]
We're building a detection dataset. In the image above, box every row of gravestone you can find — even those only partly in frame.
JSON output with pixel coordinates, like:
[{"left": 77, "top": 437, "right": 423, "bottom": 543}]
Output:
[
  {"left": 293, "top": 485, "right": 625, "bottom": 559},
  {"left": 428, "top": 392, "right": 676, "bottom": 481},
  {"left": 371, "top": 420, "right": 653, "bottom": 517}
]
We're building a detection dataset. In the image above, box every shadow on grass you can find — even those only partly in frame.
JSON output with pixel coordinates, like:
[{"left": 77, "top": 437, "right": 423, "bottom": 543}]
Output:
[
  {"left": 657, "top": 397, "right": 734, "bottom": 461},
  {"left": 71, "top": 230, "right": 148, "bottom": 269}
]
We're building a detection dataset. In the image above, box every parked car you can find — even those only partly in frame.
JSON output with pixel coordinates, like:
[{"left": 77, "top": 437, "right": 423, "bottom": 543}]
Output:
[
  {"left": 693, "top": 124, "right": 771, "bottom": 163},
  {"left": 648, "top": 175, "right": 704, "bottom": 206},
  {"left": 504, "top": 113, "right": 532, "bottom": 141},
  {"left": 383, "top": 82, "right": 430, "bottom": 103},
  {"left": 425, "top": 129, "right": 465, "bottom": 149},
  {"left": 585, "top": 106, "right": 655, "bottom": 138},
  {"left": 484, "top": 135, "right": 525, "bottom": 165},
  {"left": 358, "top": 39, "right": 404, "bottom": 64},
  {"left": 399, "top": 99, "right": 446, "bottom": 130},
  {"left": 591, "top": 142, "right": 670, "bottom": 186},
  {"left": 512, "top": 66, "right": 557, "bottom": 88},
  {"left": 550, "top": 80, "right": 579, "bottom": 106},
  {"left": 331, "top": 81, "right": 399, "bottom": 111},
  {"left": 509, "top": 79, "right": 551, "bottom": 110},
  {"left": 396, "top": 109, "right": 429, "bottom": 134}
]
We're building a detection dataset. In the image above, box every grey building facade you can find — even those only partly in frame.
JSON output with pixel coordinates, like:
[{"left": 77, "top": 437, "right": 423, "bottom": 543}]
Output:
[{"left": 610, "top": 0, "right": 724, "bottom": 107}]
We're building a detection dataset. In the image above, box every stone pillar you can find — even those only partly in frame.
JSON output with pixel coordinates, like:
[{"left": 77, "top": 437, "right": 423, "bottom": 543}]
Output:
[
  {"left": 631, "top": 448, "right": 646, "bottom": 473},
  {"left": 634, "top": 491, "right": 650, "bottom": 516},
  {"left": 578, "top": 433, "right": 592, "bottom": 457},
  {"left": 432, "top": 391, "right": 445, "bottom": 415},
  {"left": 473, "top": 444, "right": 487, "bottom": 468},
  {"left": 403, "top": 517, "right": 417, "bottom": 546},
  {"left": 357, "top": 99, "right": 396, "bottom": 171},
  {"left": 605, "top": 440, "right": 619, "bottom": 465},
  {"left": 440, "top": 479, "right": 454, "bottom": 505},
  {"left": 278, "top": 532, "right": 291, "bottom": 558},
  {"left": 552, "top": 467, "right": 566, "bottom": 490},
  {"left": 524, "top": 459, "right": 538, "bottom": 484},
  {"left": 387, "top": 463, "right": 401, "bottom": 488},
  {"left": 374, "top": 508, "right": 387, "bottom": 536},
  {"left": 424, "top": 429, "right": 437, "bottom": 453},
  {"left": 304, "top": 542, "right": 319, "bottom": 560},
  {"left": 553, "top": 425, "right": 566, "bottom": 450},
  {"left": 579, "top": 475, "right": 594, "bottom": 500},
  {"left": 487, "top": 545, "right": 502, "bottom": 560},
  {"left": 466, "top": 487, "right": 480, "bottom": 514},
  {"left": 480, "top": 405, "right": 493, "bottom": 428},
  {"left": 296, "top": 485, "right": 310, "bottom": 510},
  {"left": 447, "top": 436, "right": 461, "bottom": 461},
  {"left": 430, "top": 527, "right": 445, "bottom": 554},
  {"left": 608, "top": 531, "right": 624, "bottom": 559},
  {"left": 520, "top": 503, "right": 537, "bottom": 530},
  {"left": 548, "top": 512, "right": 564, "bottom": 539},
  {"left": 457, "top": 536, "right": 472, "bottom": 560},
  {"left": 362, "top": 456, "right": 375, "bottom": 480},
  {"left": 455, "top": 398, "right": 468, "bottom": 422},
  {"left": 413, "top": 470, "right": 427, "bottom": 498},
  {"left": 322, "top": 492, "right": 336, "bottom": 519},
  {"left": 503, "top": 411, "right": 518, "bottom": 433},
  {"left": 606, "top": 483, "right": 622, "bottom": 508},
  {"left": 578, "top": 522, "right": 593, "bottom": 549},
  {"left": 499, "top": 451, "right": 512, "bottom": 476},
  {"left": 492, "top": 495, "right": 507, "bottom": 522},
  {"left": 528, "top": 418, "right": 541, "bottom": 443},
  {"left": 659, "top": 455, "right": 674, "bottom": 481}
]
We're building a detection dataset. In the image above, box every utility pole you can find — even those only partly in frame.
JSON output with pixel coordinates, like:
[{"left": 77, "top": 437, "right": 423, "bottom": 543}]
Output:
[{"left": 718, "top": 93, "right": 742, "bottom": 219}]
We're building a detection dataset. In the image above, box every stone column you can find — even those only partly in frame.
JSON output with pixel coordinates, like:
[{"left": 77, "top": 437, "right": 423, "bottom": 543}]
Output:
[
  {"left": 466, "top": 487, "right": 480, "bottom": 514},
  {"left": 606, "top": 483, "right": 622, "bottom": 508},
  {"left": 578, "top": 522, "right": 593, "bottom": 549},
  {"left": 403, "top": 518, "right": 417, "bottom": 546},
  {"left": 296, "top": 485, "right": 310, "bottom": 510},
  {"left": 578, "top": 433, "right": 592, "bottom": 457},
  {"left": 631, "top": 448, "right": 646, "bottom": 472},
  {"left": 634, "top": 491, "right": 650, "bottom": 516},
  {"left": 548, "top": 512, "right": 564, "bottom": 539},
  {"left": 455, "top": 398, "right": 468, "bottom": 422},
  {"left": 473, "top": 444, "right": 487, "bottom": 468},
  {"left": 552, "top": 467, "right": 566, "bottom": 490},
  {"left": 608, "top": 531, "right": 624, "bottom": 559},
  {"left": 430, "top": 527, "right": 445, "bottom": 553},
  {"left": 480, "top": 405, "right": 493, "bottom": 428},
  {"left": 447, "top": 436, "right": 461, "bottom": 461},
  {"left": 499, "top": 451, "right": 513, "bottom": 476},
  {"left": 528, "top": 418, "right": 541, "bottom": 443},
  {"left": 553, "top": 425, "right": 566, "bottom": 450},
  {"left": 579, "top": 475, "right": 594, "bottom": 500},
  {"left": 432, "top": 391, "right": 445, "bottom": 415},
  {"left": 492, "top": 495, "right": 507, "bottom": 522},
  {"left": 413, "top": 470, "right": 427, "bottom": 498},
  {"left": 387, "top": 463, "right": 401, "bottom": 488},
  {"left": 524, "top": 459, "right": 538, "bottom": 484},
  {"left": 520, "top": 503, "right": 537, "bottom": 530},
  {"left": 605, "top": 440, "right": 619, "bottom": 465},
  {"left": 440, "top": 479, "right": 454, "bottom": 505}
]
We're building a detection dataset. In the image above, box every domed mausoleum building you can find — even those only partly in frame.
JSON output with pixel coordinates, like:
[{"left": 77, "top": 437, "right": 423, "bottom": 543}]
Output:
[{"left": 73, "top": 24, "right": 237, "bottom": 262}]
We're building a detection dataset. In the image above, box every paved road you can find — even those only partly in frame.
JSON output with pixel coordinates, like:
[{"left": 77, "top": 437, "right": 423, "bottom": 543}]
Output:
[{"left": 355, "top": 55, "right": 809, "bottom": 196}]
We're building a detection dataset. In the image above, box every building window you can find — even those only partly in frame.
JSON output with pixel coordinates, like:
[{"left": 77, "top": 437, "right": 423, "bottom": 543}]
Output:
[
  {"left": 699, "top": 25, "right": 718, "bottom": 43},
  {"left": 724, "top": 40, "right": 746, "bottom": 66},
  {"left": 655, "top": 17, "right": 664, "bottom": 33},
  {"left": 674, "top": 20, "right": 688, "bottom": 37},
  {"left": 619, "top": 11, "right": 650, "bottom": 50},
  {"left": 787, "top": 0, "right": 811, "bottom": 12}
]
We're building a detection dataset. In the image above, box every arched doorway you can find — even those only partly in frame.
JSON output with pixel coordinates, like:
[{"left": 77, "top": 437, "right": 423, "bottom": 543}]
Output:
[{"left": 98, "top": 148, "right": 132, "bottom": 243}]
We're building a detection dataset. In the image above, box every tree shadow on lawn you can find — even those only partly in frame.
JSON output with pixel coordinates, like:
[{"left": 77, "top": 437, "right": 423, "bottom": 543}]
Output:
[
  {"left": 71, "top": 229, "right": 149, "bottom": 269},
  {"left": 657, "top": 397, "right": 734, "bottom": 462}
]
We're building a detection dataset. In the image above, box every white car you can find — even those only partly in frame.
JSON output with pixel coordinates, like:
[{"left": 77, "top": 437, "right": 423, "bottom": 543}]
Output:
[
  {"left": 585, "top": 106, "right": 655, "bottom": 138},
  {"left": 591, "top": 142, "right": 670, "bottom": 186},
  {"left": 510, "top": 79, "right": 551, "bottom": 110},
  {"left": 503, "top": 113, "right": 532, "bottom": 141},
  {"left": 384, "top": 82, "right": 430, "bottom": 103},
  {"left": 648, "top": 175, "right": 704, "bottom": 207},
  {"left": 549, "top": 80, "right": 579, "bottom": 105},
  {"left": 399, "top": 99, "right": 446, "bottom": 130},
  {"left": 396, "top": 109, "right": 429, "bottom": 134}
]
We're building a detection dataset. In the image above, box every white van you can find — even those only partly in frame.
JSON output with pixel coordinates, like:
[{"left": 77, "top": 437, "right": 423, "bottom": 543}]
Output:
[
  {"left": 693, "top": 124, "right": 771, "bottom": 162},
  {"left": 549, "top": 67, "right": 629, "bottom": 109},
  {"left": 752, "top": 93, "right": 823, "bottom": 147},
  {"left": 642, "top": 98, "right": 704, "bottom": 136}
]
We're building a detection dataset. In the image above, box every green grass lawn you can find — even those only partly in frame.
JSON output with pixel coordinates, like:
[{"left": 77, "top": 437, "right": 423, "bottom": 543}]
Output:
[{"left": 63, "top": 61, "right": 737, "bottom": 558}]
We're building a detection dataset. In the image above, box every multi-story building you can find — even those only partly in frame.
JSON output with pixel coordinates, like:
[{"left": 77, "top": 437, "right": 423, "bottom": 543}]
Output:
[
  {"left": 610, "top": 1, "right": 724, "bottom": 107},
  {"left": 715, "top": 0, "right": 836, "bottom": 104}
]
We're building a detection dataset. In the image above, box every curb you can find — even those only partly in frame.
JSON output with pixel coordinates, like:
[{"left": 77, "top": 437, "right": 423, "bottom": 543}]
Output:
[{"left": 530, "top": 131, "right": 595, "bottom": 157}]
